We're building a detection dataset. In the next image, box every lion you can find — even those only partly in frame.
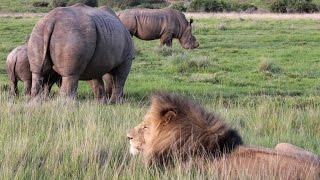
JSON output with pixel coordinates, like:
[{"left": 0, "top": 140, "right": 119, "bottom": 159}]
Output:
[{"left": 127, "top": 92, "right": 320, "bottom": 179}]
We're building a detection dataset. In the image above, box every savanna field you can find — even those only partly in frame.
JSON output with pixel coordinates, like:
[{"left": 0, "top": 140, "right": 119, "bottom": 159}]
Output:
[{"left": 0, "top": 7, "right": 320, "bottom": 179}]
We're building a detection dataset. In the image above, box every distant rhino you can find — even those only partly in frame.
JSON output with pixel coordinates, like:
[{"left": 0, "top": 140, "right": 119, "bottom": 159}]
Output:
[
  {"left": 118, "top": 8, "right": 199, "bottom": 49},
  {"left": 6, "top": 44, "right": 60, "bottom": 97},
  {"left": 28, "top": 4, "right": 135, "bottom": 103}
]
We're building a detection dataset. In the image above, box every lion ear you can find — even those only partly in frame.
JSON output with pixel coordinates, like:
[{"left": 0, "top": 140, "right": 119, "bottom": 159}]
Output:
[{"left": 161, "top": 110, "right": 177, "bottom": 124}]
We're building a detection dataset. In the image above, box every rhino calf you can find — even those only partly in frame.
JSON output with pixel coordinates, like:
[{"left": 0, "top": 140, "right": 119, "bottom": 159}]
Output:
[
  {"left": 118, "top": 8, "right": 199, "bottom": 49},
  {"left": 6, "top": 44, "right": 31, "bottom": 96},
  {"left": 6, "top": 44, "right": 61, "bottom": 97}
]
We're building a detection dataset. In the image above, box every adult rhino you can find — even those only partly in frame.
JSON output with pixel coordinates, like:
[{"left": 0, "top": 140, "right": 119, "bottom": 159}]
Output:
[
  {"left": 6, "top": 44, "right": 60, "bottom": 97},
  {"left": 28, "top": 3, "right": 135, "bottom": 103},
  {"left": 118, "top": 8, "right": 199, "bottom": 49}
]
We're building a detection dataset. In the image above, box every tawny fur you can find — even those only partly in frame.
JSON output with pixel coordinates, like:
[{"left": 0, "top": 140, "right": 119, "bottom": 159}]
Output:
[{"left": 128, "top": 92, "right": 320, "bottom": 179}]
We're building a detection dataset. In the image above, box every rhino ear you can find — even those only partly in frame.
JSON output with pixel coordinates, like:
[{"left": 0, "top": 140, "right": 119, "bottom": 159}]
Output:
[
  {"left": 190, "top": 19, "right": 194, "bottom": 25},
  {"left": 160, "top": 109, "right": 177, "bottom": 124}
]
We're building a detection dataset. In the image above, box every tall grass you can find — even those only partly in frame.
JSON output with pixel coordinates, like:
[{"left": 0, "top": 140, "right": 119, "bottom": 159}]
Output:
[
  {"left": 0, "top": 92, "right": 319, "bottom": 179},
  {"left": 0, "top": 13, "right": 319, "bottom": 179}
]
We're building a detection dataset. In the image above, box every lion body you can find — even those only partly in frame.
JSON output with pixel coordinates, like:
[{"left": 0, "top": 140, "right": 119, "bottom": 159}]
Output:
[{"left": 127, "top": 92, "right": 320, "bottom": 179}]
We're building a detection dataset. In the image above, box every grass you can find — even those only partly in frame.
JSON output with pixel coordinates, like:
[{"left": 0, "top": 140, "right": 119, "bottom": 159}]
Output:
[
  {"left": 1, "top": 0, "right": 320, "bottom": 13},
  {"left": 0, "top": 14, "right": 319, "bottom": 179},
  {"left": 0, "top": 0, "right": 51, "bottom": 13}
]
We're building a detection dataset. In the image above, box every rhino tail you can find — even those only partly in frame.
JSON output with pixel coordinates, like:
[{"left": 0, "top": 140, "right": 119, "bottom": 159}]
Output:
[{"left": 40, "top": 21, "right": 54, "bottom": 73}]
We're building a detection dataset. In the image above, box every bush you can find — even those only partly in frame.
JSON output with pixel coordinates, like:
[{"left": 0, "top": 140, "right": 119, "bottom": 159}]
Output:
[
  {"left": 99, "top": 0, "right": 165, "bottom": 9},
  {"left": 188, "top": 0, "right": 257, "bottom": 12},
  {"left": 170, "top": 2, "right": 187, "bottom": 12},
  {"left": 258, "top": 59, "right": 282, "bottom": 74},
  {"left": 52, "top": 0, "right": 98, "bottom": 7},
  {"left": 67, "top": 0, "right": 98, "bottom": 7},
  {"left": 189, "top": 0, "right": 228, "bottom": 12},
  {"left": 229, "top": 3, "right": 257, "bottom": 12},
  {"left": 33, "top": 1, "right": 50, "bottom": 7},
  {"left": 270, "top": 0, "right": 318, "bottom": 13},
  {"left": 52, "top": 0, "right": 68, "bottom": 7}
]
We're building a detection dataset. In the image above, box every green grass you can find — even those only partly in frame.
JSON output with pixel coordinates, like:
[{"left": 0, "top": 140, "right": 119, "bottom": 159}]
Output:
[
  {"left": 0, "top": 15, "right": 319, "bottom": 179},
  {"left": 0, "top": 0, "right": 51, "bottom": 13},
  {"left": 1, "top": 0, "right": 320, "bottom": 13}
]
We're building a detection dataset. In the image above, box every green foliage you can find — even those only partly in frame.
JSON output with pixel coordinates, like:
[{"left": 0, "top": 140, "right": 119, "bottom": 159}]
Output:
[
  {"left": 32, "top": 1, "right": 49, "bottom": 7},
  {"left": 52, "top": 0, "right": 68, "bottom": 7},
  {"left": 99, "top": 0, "right": 166, "bottom": 9},
  {"left": 189, "top": 0, "right": 228, "bottom": 12},
  {"left": 270, "top": 0, "right": 318, "bottom": 13},
  {"left": 170, "top": 2, "right": 188, "bottom": 12},
  {"left": 52, "top": 0, "right": 98, "bottom": 7},
  {"left": 67, "top": 0, "right": 98, "bottom": 7},
  {"left": 188, "top": 0, "right": 257, "bottom": 12},
  {"left": 258, "top": 59, "right": 282, "bottom": 74}
]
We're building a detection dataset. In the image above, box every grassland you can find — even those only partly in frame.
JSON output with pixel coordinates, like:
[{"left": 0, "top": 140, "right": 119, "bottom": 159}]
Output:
[
  {"left": 0, "top": 13, "right": 319, "bottom": 179},
  {"left": 1, "top": 0, "right": 320, "bottom": 13}
]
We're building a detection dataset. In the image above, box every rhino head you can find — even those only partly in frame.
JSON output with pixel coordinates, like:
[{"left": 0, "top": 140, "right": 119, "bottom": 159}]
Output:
[{"left": 179, "top": 19, "right": 199, "bottom": 49}]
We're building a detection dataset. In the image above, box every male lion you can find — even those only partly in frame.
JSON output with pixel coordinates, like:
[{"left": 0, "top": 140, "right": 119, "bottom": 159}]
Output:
[{"left": 127, "top": 92, "right": 320, "bottom": 179}]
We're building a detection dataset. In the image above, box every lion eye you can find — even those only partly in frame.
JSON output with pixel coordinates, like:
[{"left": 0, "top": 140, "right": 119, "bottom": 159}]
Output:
[{"left": 143, "top": 126, "right": 148, "bottom": 129}]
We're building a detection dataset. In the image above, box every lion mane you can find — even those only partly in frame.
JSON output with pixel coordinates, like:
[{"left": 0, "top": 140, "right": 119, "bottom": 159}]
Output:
[
  {"left": 127, "top": 92, "right": 320, "bottom": 179},
  {"left": 144, "top": 92, "right": 243, "bottom": 164}
]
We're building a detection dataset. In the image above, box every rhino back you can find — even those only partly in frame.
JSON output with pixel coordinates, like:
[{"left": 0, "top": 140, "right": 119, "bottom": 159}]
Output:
[
  {"left": 28, "top": 4, "right": 133, "bottom": 79},
  {"left": 14, "top": 44, "right": 31, "bottom": 81},
  {"left": 6, "top": 44, "right": 31, "bottom": 82},
  {"left": 120, "top": 8, "right": 185, "bottom": 40}
]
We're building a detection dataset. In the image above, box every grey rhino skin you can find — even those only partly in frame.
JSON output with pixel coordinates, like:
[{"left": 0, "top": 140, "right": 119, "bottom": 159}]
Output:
[
  {"left": 6, "top": 44, "right": 60, "bottom": 97},
  {"left": 28, "top": 3, "right": 134, "bottom": 103},
  {"left": 118, "top": 8, "right": 199, "bottom": 49},
  {"left": 6, "top": 44, "right": 107, "bottom": 100}
]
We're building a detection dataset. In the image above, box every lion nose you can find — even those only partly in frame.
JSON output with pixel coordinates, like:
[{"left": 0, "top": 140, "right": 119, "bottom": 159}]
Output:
[{"left": 127, "top": 133, "right": 133, "bottom": 140}]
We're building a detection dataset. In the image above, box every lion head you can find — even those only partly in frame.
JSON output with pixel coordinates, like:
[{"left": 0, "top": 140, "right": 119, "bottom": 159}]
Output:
[{"left": 127, "top": 92, "right": 243, "bottom": 165}]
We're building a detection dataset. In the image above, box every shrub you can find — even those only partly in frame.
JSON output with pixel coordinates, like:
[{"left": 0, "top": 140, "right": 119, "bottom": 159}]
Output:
[
  {"left": 170, "top": 2, "right": 187, "bottom": 12},
  {"left": 230, "top": 3, "right": 257, "bottom": 12},
  {"left": 52, "top": 0, "right": 68, "bottom": 7},
  {"left": 258, "top": 59, "right": 281, "bottom": 74},
  {"left": 99, "top": 0, "right": 165, "bottom": 9},
  {"left": 270, "top": 0, "right": 318, "bottom": 13},
  {"left": 188, "top": 0, "right": 257, "bottom": 12},
  {"left": 67, "top": 0, "right": 98, "bottom": 7},
  {"left": 33, "top": 1, "right": 50, "bottom": 7},
  {"left": 136, "top": 2, "right": 168, "bottom": 9},
  {"left": 52, "top": 0, "right": 98, "bottom": 7},
  {"left": 189, "top": 0, "right": 228, "bottom": 12}
]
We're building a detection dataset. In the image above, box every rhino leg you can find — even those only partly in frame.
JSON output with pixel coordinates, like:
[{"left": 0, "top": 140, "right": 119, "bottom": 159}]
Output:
[
  {"left": 59, "top": 75, "right": 79, "bottom": 99},
  {"left": 103, "top": 73, "right": 113, "bottom": 98},
  {"left": 160, "top": 34, "right": 173, "bottom": 47},
  {"left": 31, "top": 73, "right": 44, "bottom": 98},
  {"left": 88, "top": 78, "right": 106, "bottom": 103},
  {"left": 109, "top": 59, "right": 132, "bottom": 104},
  {"left": 23, "top": 80, "right": 31, "bottom": 96},
  {"left": 43, "top": 72, "right": 61, "bottom": 98},
  {"left": 9, "top": 78, "right": 18, "bottom": 96}
]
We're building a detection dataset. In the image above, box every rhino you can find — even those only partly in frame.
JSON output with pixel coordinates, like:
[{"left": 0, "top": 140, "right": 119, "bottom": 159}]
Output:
[
  {"left": 6, "top": 44, "right": 60, "bottom": 97},
  {"left": 118, "top": 8, "right": 199, "bottom": 49},
  {"left": 28, "top": 3, "right": 135, "bottom": 103}
]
